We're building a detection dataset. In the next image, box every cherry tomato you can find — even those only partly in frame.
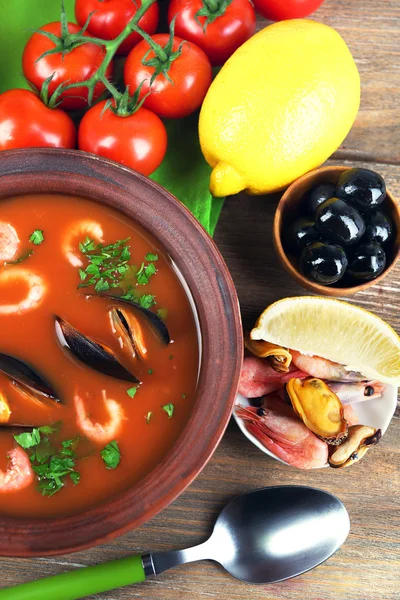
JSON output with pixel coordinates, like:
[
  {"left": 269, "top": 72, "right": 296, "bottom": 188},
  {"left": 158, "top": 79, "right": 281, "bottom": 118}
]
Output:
[
  {"left": 168, "top": 0, "right": 256, "bottom": 66},
  {"left": 124, "top": 35, "right": 212, "bottom": 119},
  {"left": 22, "top": 22, "right": 114, "bottom": 111},
  {"left": 75, "top": 0, "right": 159, "bottom": 56},
  {"left": 252, "top": 0, "right": 324, "bottom": 20},
  {"left": 78, "top": 101, "right": 167, "bottom": 176},
  {"left": 0, "top": 89, "right": 76, "bottom": 151}
]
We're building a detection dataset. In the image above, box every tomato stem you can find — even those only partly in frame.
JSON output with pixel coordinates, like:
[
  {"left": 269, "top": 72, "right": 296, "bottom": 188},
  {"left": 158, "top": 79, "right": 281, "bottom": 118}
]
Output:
[{"left": 47, "top": 0, "right": 159, "bottom": 110}]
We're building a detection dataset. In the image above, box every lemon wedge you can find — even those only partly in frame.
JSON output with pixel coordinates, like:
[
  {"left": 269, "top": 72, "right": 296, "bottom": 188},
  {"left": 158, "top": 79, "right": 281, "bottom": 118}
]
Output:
[{"left": 250, "top": 297, "right": 400, "bottom": 386}]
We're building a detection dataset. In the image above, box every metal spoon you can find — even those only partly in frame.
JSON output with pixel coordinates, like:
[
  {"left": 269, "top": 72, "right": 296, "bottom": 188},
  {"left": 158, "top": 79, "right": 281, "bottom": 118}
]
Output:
[{"left": 0, "top": 486, "right": 349, "bottom": 600}]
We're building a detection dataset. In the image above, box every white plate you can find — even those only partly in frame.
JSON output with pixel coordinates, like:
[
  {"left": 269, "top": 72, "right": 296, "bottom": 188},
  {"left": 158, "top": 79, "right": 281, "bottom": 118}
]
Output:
[{"left": 233, "top": 386, "right": 398, "bottom": 468}]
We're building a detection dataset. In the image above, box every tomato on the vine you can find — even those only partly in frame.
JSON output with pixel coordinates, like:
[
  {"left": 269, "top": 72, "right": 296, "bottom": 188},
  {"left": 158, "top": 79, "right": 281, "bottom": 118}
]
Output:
[
  {"left": 78, "top": 100, "right": 167, "bottom": 176},
  {"left": 124, "top": 35, "right": 212, "bottom": 119},
  {"left": 0, "top": 89, "right": 76, "bottom": 150},
  {"left": 252, "top": 0, "right": 324, "bottom": 21},
  {"left": 168, "top": 0, "right": 256, "bottom": 66},
  {"left": 22, "top": 22, "right": 114, "bottom": 111},
  {"left": 75, "top": 0, "right": 159, "bottom": 56}
]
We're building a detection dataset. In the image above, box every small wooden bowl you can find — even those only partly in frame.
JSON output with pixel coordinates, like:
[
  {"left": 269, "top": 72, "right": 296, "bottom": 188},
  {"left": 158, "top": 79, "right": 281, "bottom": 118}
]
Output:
[
  {"left": 0, "top": 149, "right": 243, "bottom": 557},
  {"left": 273, "top": 166, "right": 400, "bottom": 296}
]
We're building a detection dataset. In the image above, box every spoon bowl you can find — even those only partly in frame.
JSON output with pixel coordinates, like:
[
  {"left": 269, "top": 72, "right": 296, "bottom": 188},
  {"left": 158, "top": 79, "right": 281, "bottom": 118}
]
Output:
[{"left": 0, "top": 486, "right": 350, "bottom": 599}]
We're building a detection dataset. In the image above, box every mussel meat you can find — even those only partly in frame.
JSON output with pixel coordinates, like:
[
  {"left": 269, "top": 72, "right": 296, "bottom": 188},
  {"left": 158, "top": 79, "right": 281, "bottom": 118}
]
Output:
[
  {"left": 245, "top": 336, "right": 292, "bottom": 373},
  {"left": 0, "top": 392, "right": 10, "bottom": 424},
  {"left": 0, "top": 353, "right": 60, "bottom": 403},
  {"left": 329, "top": 425, "right": 382, "bottom": 468},
  {"left": 55, "top": 317, "right": 139, "bottom": 383},
  {"left": 110, "top": 307, "right": 147, "bottom": 361},
  {"left": 93, "top": 294, "right": 170, "bottom": 345},
  {"left": 286, "top": 377, "right": 348, "bottom": 444}
]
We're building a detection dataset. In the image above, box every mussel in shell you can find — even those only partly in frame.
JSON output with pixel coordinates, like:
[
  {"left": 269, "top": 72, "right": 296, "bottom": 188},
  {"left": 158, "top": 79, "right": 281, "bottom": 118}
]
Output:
[
  {"left": 94, "top": 294, "right": 170, "bottom": 346},
  {"left": 286, "top": 377, "right": 348, "bottom": 445},
  {"left": 0, "top": 353, "right": 60, "bottom": 403},
  {"left": 55, "top": 317, "right": 139, "bottom": 383},
  {"left": 245, "top": 336, "right": 292, "bottom": 373},
  {"left": 329, "top": 425, "right": 381, "bottom": 468},
  {"left": 110, "top": 307, "right": 147, "bottom": 361}
]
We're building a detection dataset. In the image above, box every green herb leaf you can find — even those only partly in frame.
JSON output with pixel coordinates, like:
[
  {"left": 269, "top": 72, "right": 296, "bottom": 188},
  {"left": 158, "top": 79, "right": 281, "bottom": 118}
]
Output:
[
  {"left": 14, "top": 428, "right": 41, "bottom": 449},
  {"left": 182, "top": 393, "right": 186, "bottom": 399},
  {"left": 127, "top": 386, "right": 138, "bottom": 398},
  {"left": 5, "top": 250, "right": 34, "bottom": 265},
  {"left": 148, "top": 369, "right": 153, "bottom": 375},
  {"left": 139, "top": 294, "right": 156, "bottom": 309},
  {"left": 157, "top": 307, "right": 168, "bottom": 320},
  {"left": 145, "top": 252, "right": 158, "bottom": 261},
  {"left": 29, "top": 230, "right": 44, "bottom": 245},
  {"left": 162, "top": 403, "right": 174, "bottom": 418},
  {"left": 145, "top": 411, "right": 153, "bottom": 423},
  {"left": 100, "top": 440, "right": 121, "bottom": 470},
  {"left": 136, "top": 262, "right": 156, "bottom": 285},
  {"left": 168, "top": 354, "right": 174, "bottom": 360}
]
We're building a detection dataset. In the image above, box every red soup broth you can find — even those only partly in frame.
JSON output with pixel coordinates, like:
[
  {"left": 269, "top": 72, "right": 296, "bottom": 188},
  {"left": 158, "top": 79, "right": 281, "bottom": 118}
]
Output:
[{"left": 0, "top": 194, "right": 199, "bottom": 518}]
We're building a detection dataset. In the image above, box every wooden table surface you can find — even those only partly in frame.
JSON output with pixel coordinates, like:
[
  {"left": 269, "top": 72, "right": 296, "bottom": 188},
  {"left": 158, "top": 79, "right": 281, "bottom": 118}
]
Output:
[{"left": 1, "top": 0, "right": 399, "bottom": 599}]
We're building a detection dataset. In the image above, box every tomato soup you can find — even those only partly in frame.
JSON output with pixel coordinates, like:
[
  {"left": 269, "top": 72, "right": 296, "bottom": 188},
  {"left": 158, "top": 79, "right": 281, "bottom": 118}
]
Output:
[{"left": 0, "top": 194, "right": 199, "bottom": 518}]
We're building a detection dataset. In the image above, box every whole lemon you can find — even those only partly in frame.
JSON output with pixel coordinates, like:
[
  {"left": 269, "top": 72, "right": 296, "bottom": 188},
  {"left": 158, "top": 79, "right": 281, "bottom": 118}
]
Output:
[{"left": 199, "top": 20, "right": 360, "bottom": 197}]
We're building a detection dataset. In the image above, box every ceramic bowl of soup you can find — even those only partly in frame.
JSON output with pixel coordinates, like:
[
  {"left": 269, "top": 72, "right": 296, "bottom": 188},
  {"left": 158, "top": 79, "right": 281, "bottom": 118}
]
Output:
[{"left": 0, "top": 148, "right": 242, "bottom": 556}]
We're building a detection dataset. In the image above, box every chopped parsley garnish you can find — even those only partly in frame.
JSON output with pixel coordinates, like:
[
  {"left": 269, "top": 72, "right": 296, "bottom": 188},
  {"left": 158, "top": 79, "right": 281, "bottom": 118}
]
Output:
[
  {"left": 136, "top": 261, "right": 156, "bottom": 285},
  {"left": 182, "top": 394, "right": 186, "bottom": 399},
  {"left": 145, "top": 252, "right": 158, "bottom": 262},
  {"left": 100, "top": 440, "right": 121, "bottom": 470},
  {"left": 162, "top": 403, "right": 174, "bottom": 418},
  {"left": 127, "top": 386, "right": 138, "bottom": 398},
  {"left": 148, "top": 369, "right": 153, "bottom": 375},
  {"left": 29, "top": 230, "right": 44, "bottom": 245},
  {"left": 78, "top": 237, "right": 132, "bottom": 293},
  {"left": 138, "top": 294, "right": 156, "bottom": 309},
  {"left": 145, "top": 412, "right": 153, "bottom": 423},
  {"left": 5, "top": 250, "right": 34, "bottom": 265},
  {"left": 168, "top": 354, "right": 174, "bottom": 360},
  {"left": 14, "top": 426, "right": 80, "bottom": 497}
]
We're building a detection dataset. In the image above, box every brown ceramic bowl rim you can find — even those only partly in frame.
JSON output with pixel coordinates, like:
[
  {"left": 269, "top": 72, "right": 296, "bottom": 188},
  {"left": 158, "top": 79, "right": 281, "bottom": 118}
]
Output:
[
  {"left": 0, "top": 148, "right": 243, "bottom": 557},
  {"left": 273, "top": 166, "right": 400, "bottom": 296}
]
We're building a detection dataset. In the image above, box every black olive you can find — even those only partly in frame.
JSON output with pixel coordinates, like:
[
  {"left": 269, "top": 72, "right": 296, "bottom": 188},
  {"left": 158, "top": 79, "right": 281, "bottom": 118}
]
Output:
[
  {"left": 284, "top": 217, "right": 320, "bottom": 252},
  {"left": 316, "top": 197, "right": 366, "bottom": 245},
  {"left": 336, "top": 168, "right": 386, "bottom": 211},
  {"left": 347, "top": 242, "right": 386, "bottom": 281},
  {"left": 300, "top": 242, "right": 348, "bottom": 285},
  {"left": 364, "top": 211, "right": 393, "bottom": 245},
  {"left": 305, "top": 182, "right": 336, "bottom": 214}
]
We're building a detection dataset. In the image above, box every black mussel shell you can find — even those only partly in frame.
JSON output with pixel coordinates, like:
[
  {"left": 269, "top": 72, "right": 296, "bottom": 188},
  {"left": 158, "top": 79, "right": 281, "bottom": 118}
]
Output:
[
  {"left": 55, "top": 317, "right": 139, "bottom": 383},
  {"left": 0, "top": 353, "right": 60, "bottom": 402},
  {"left": 336, "top": 168, "right": 386, "bottom": 212},
  {"left": 316, "top": 198, "right": 366, "bottom": 246},
  {"left": 306, "top": 183, "right": 336, "bottom": 214},
  {"left": 93, "top": 294, "right": 170, "bottom": 345}
]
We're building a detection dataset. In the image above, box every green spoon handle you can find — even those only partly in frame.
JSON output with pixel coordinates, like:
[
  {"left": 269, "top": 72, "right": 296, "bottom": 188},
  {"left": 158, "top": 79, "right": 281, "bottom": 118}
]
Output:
[{"left": 0, "top": 555, "right": 146, "bottom": 600}]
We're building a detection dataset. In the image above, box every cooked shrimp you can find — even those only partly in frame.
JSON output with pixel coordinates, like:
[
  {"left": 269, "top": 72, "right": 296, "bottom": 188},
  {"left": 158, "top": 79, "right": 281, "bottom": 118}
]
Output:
[
  {"left": 291, "top": 350, "right": 365, "bottom": 382},
  {"left": 0, "top": 223, "right": 19, "bottom": 262},
  {"left": 328, "top": 381, "right": 385, "bottom": 405},
  {"left": 0, "top": 447, "right": 34, "bottom": 493},
  {"left": 236, "top": 396, "right": 328, "bottom": 469},
  {"left": 342, "top": 404, "right": 358, "bottom": 427},
  {"left": 74, "top": 391, "right": 124, "bottom": 444},
  {"left": 239, "top": 356, "right": 307, "bottom": 398},
  {"left": 0, "top": 268, "right": 46, "bottom": 315},
  {"left": 63, "top": 220, "right": 104, "bottom": 267}
]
